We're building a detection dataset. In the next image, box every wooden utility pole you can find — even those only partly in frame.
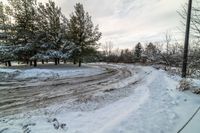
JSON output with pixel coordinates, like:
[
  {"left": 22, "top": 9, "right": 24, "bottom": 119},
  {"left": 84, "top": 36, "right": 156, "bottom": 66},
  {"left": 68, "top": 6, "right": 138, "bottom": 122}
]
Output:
[{"left": 182, "top": 0, "right": 192, "bottom": 78}]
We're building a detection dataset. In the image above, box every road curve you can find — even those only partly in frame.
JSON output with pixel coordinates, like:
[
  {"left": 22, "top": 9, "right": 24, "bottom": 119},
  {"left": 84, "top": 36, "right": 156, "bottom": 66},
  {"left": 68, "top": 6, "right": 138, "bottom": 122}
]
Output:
[{"left": 0, "top": 64, "right": 137, "bottom": 117}]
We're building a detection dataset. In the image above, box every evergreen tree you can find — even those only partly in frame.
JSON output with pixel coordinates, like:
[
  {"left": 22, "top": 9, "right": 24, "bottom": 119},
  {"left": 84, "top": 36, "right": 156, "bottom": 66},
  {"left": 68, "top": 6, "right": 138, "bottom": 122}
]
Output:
[
  {"left": 134, "top": 42, "right": 142, "bottom": 62},
  {"left": 37, "top": 0, "right": 66, "bottom": 65},
  {"left": 8, "top": 0, "right": 38, "bottom": 66},
  {"left": 144, "top": 43, "right": 161, "bottom": 62},
  {"left": 0, "top": 2, "right": 15, "bottom": 66},
  {"left": 1, "top": 1, "right": 101, "bottom": 67},
  {"left": 0, "top": 46, "right": 15, "bottom": 66},
  {"left": 0, "top": 2, "right": 8, "bottom": 43},
  {"left": 0, "top": 2, "right": 13, "bottom": 40},
  {"left": 66, "top": 3, "right": 102, "bottom": 67}
]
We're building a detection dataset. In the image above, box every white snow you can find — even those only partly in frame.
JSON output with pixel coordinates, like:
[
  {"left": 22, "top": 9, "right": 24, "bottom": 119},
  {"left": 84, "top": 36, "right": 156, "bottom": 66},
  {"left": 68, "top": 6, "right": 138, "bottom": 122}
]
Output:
[
  {"left": 0, "top": 65, "right": 105, "bottom": 81},
  {"left": 0, "top": 68, "right": 19, "bottom": 73},
  {"left": 0, "top": 64, "right": 200, "bottom": 133},
  {"left": 15, "top": 68, "right": 103, "bottom": 79}
]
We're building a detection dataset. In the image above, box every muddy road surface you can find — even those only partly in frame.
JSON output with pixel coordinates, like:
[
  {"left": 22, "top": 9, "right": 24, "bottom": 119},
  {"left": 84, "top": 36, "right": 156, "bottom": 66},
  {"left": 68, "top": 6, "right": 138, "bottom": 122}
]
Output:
[{"left": 0, "top": 64, "right": 142, "bottom": 117}]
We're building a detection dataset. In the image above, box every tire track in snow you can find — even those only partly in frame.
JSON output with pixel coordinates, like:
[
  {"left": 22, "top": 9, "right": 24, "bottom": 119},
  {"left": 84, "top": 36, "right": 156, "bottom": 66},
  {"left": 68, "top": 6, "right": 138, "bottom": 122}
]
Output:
[
  {"left": 70, "top": 68, "right": 176, "bottom": 133},
  {"left": 55, "top": 66, "right": 153, "bottom": 133},
  {"left": 93, "top": 68, "right": 155, "bottom": 133},
  {"left": 106, "top": 70, "right": 178, "bottom": 133},
  {"left": 95, "top": 86, "right": 150, "bottom": 133},
  {"left": 0, "top": 64, "right": 134, "bottom": 117}
]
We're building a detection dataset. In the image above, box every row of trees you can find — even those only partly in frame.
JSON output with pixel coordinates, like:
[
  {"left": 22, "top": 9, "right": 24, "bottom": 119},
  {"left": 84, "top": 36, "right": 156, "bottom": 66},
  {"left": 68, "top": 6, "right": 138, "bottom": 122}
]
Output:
[
  {"left": 0, "top": 0, "right": 101, "bottom": 67},
  {"left": 100, "top": 39, "right": 200, "bottom": 70},
  {"left": 100, "top": 42, "right": 161, "bottom": 64}
]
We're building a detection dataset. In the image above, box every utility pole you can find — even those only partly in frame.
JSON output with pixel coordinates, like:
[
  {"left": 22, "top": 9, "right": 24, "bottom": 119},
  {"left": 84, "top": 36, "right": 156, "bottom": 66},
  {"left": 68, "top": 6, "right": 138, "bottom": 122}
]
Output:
[{"left": 182, "top": 0, "right": 192, "bottom": 78}]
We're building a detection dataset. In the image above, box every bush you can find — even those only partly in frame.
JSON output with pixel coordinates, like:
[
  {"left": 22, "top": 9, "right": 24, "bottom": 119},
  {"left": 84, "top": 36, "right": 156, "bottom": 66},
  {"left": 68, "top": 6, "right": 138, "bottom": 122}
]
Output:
[
  {"left": 177, "top": 79, "right": 192, "bottom": 91},
  {"left": 192, "top": 88, "right": 200, "bottom": 95}
]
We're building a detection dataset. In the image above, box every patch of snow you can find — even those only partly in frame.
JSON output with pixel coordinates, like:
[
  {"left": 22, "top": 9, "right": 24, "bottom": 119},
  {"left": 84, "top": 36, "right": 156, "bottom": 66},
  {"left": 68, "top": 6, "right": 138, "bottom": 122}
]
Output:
[
  {"left": 0, "top": 69, "right": 19, "bottom": 73},
  {"left": 0, "top": 66, "right": 105, "bottom": 81}
]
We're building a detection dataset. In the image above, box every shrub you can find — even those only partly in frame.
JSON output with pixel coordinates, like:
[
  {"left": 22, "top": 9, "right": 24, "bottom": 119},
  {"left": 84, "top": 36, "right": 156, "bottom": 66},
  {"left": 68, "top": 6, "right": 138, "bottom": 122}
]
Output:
[
  {"left": 177, "top": 79, "right": 192, "bottom": 91},
  {"left": 193, "top": 88, "right": 200, "bottom": 95}
]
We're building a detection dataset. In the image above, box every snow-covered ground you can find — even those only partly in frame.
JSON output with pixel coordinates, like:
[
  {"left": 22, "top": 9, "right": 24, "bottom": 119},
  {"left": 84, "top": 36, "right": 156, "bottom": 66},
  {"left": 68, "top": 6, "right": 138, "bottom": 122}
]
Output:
[
  {"left": 0, "top": 64, "right": 200, "bottom": 133},
  {"left": 0, "top": 64, "right": 105, "bottom": 81}
]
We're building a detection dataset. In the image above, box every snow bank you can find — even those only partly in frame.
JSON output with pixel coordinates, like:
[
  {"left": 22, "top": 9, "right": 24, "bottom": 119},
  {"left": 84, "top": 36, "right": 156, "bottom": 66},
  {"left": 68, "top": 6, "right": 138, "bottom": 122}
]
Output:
[
  {"left": 0, "top": 66, "right": 105, "bottom": 81},
  {"left": 15, "top": 68, "right": 103, "bottom": 79}
]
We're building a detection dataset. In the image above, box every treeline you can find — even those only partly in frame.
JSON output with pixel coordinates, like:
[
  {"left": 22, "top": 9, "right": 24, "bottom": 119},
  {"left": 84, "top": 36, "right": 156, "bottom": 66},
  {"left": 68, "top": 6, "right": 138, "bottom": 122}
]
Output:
[
  {"left": 0, "top": 0, "right": 101, "bottom": 67},
  {"left": 98, "top": 42, "right": 162, "bottom": 64},
  {"left": 99, "top": 41, "right": 200, "bottom": 70}
]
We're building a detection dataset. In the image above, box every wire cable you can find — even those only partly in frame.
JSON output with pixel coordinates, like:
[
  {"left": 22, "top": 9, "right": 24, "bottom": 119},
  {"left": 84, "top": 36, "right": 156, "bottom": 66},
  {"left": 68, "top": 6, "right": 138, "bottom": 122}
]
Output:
[{"left": 177, "top": 106, "right": 200, "bottom": 133}]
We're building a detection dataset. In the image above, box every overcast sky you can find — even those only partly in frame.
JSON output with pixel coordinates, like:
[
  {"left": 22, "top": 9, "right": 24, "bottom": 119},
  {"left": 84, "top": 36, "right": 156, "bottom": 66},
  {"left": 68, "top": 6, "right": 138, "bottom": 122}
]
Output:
[{"left": 2, "top": 0, "right": 189, "bottom": 49}]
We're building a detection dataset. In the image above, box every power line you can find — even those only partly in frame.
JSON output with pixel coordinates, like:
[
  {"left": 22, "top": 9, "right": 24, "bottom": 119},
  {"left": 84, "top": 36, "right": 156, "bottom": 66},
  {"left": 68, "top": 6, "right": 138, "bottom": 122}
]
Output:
[{"left": 177, "top": 106, "right": 200, "bottom": 133}]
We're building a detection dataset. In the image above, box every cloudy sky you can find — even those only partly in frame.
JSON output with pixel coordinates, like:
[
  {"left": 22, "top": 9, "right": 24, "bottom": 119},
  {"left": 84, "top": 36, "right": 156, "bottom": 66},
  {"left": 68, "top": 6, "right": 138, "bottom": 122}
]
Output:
[{"left": 2, "top": 0, "right": 189, "bottom": 49}]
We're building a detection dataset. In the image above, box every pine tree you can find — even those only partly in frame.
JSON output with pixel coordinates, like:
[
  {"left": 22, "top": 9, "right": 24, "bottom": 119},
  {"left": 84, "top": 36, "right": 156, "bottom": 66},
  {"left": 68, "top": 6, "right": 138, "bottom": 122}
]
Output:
[
  {"left": 0, "top": 46, "right": 15, "bottom": 66},
  {"left": 0, "top": 2, "right": 15, "bottom": 66},
  {"left": 134, "top": 42, "right": 142, "bottom": 62},
  {"left": 37, "top": 0, "right": 65, "bottom": 65},
  {"left": 0, "top": 2, "right": 8, "bottom": 43},
  {"left": 8, "top": 0, "right": 38, "bottom": 66},
  {"left": 144, "top": 43, "right": 161, "bottom": 62},
  {"left": 0, "top": 2, "right": 13, "bottom": 45},
  {"left": 66, "top": 3, "right": 102, "bottom": 67}
]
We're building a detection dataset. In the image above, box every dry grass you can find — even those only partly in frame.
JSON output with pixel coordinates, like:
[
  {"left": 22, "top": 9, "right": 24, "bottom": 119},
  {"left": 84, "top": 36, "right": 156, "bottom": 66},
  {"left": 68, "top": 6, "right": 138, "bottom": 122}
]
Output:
[
  {"left": 193, "top": 88, "right": 200, "bottom": 95},
  {"left": 177, "top": 79, "right": 192, "bottom": 91}
]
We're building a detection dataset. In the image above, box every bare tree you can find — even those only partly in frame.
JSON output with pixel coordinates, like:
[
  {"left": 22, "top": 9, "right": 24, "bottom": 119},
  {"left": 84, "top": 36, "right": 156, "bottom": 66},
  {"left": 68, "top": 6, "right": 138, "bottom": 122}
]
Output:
[
  {"left": 102, "top": 41, "right": 114, "bottom": 56},
  {"left": 178, "top": 1, "right": 200, "bottom": 39},
  {"left": 164, "top": 31, "right": 172, "bottom": 55}
]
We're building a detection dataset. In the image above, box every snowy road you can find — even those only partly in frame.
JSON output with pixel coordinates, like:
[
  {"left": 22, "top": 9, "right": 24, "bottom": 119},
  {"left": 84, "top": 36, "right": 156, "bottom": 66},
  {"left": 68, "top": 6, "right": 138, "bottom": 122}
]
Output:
[
  {"left": 0, "top": 64, "right": 133, "bottom": 117},
  {"left": 0, "top": 64, "right": 200, "bottom": 133}
]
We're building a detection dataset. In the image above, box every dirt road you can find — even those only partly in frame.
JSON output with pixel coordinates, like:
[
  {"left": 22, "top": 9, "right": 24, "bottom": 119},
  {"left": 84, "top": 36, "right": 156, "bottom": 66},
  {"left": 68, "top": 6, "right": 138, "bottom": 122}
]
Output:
[{"left": 0, "top": 64, "right": 140, "bottom": 117}]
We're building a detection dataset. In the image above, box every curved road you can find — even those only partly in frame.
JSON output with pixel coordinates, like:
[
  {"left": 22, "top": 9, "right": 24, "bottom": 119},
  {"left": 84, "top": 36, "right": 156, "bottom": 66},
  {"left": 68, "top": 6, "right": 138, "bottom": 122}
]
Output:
[{"left": 0, "top": 64, "right": 138, "bottom": 117}]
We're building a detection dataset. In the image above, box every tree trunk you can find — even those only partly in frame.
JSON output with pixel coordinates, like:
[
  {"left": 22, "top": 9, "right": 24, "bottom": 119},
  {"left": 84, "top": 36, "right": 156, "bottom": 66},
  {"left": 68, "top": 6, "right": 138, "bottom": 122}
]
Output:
[
  {"left": 79, "top": 60, "right": 81, "bottom": 67},
  {"left": 34, "top": 60, "right": 37, "bottom": 67},
  {"left": 42, "top": 60, "right": 44, "bottom": 64},
  {"left": 55, "top": 58, "right": 58, "bottom": 65},
  {"left": 30, "top": 61, "right": 33, "bottom": 66},
  {"left": 64, "top": 60, "right": 66, "bottom": 64},
  {"left": 5, "top": 62, "right": 7, "bottom": 66},
  {"left": 26, "top": 60, "right": 29, "bottom": 64},
  {"left": 73, "top": 58, "right": 76, "bottom": 64},
  {"left": 8, "top": 61, "right": 11, "bottom": 67},
  {"left": 58, "top": 58, "right": 60, "bottom": 64}
]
